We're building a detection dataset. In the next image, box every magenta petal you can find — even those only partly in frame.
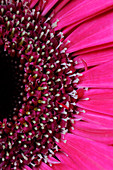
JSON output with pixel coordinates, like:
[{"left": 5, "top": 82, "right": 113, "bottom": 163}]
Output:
[
  {"left": 72, "top": 123, "right": 113, "bottom": 145},
  {"left": 77, "top": 89, "right": 113, "bottom": 115},
  {"left": 52, "top": 0, "right": 71, "bottom": 15},
  {"left": 39, "top": 162, "right": 53, "bottom": 170},
  {"left": 74, "top": 48, "right": 113, "bottom": 69},
  {"left": 66, "top": 11, "right": 113, "bottom": 53},
  {"left": 53, "top": 0, "right": 113, "bottom": 31},
  {"left": 78, "top": 60, "right": 113, "bottom": 88},
  {"left": 42, "top": 0, "right": 58, "bottom": 16},
  {"left": 57, "top": 133, "right": 113, "bottom": 170},
  {"left": 29, "top": 0, "right": 39, "bottom": 8},
  {"left": 71, "top": 109, "right": 113, "bottom": 144},
  {"left": 75, "top": 43, "right": 113, "bottom": 55},
  {"left": 52, "top": 152, "right": 78, "bottom": 170},
  {"left": 75, "top": 109, "right": 113, "bottom": 128}
]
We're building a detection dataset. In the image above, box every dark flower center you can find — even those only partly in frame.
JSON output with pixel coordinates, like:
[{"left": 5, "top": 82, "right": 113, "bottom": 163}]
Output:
[
  {"left": 0, "top": 1, "right": 81, "bottom": 169},
  {"left": 0, "top": 49, "right": 24, "bottom": 121}
]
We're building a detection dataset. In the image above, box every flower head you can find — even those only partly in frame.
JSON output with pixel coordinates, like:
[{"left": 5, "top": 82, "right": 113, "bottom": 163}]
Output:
[{"left": 1, "top": 0, "right": 113, "bottom": 169}]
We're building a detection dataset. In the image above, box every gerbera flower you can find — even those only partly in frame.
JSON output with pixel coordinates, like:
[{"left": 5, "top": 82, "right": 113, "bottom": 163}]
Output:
[{"left": 0, "top": 0, "right": 113, "bottom": 169}]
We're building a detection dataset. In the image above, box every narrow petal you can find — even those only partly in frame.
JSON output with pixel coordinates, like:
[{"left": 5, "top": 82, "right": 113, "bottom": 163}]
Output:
[
  {"left": 52, "top": 152, "right": 78, "bottom": 170},
  {"left": 66, "top": 11, "right": 113, "bottom": 53},
  {"left": 71, "top": 109, "right": 113, "bottom": 144},
  {"left": 57, "top": 133, "right": 113, "bottom": 170},
  {"left": 75, "top": 109, "right": 113, "bottom": 128},
  {"left": 72, "top": 123, "right": 113, "bottom": 145},
  {"left": 29, "top": 0, "right": 39, "bottom": 8},
  {"left": 75, "top": 43, "right": 113, "bottom": 55},
  {"left": 74, "top": 48, "right": 113, "bottom": 69},
  {"left": 52, "top": 0, "right": 113, "bottom": 31},
  {"left": 47, "top": 156, "right": 60, "bottom": 165},
  {"left": 52, "top": 0, "right": 71, "bottom": 15},
  {"left": 77, "top": 89, "right": 113, "bottom": 115},
  {"left": 77, "top": 60, "right": 113, "bottom": 88},
  {"left": 23, "top": 165, "right": 32, "bottom": 170},
  {"left": 42, "top": 0, "right": 59, "bottom": 16},
  {"left": 39, "top": 162, "right": 53, "bottom": 170}
]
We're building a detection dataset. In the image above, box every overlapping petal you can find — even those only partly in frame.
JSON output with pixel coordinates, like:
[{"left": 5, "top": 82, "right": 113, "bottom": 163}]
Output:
[
  {"left": 29, "top": 0, "right": 39, "bottom": 8},
  {"left": 42, "top": 0, "right": 59, "bottom": 16},
  {"left": 77, "top": 60, "right": 113, "bottom": 88},
  {"left": 52, "top": 0, "right": 113, "bottom": 31},
  {"left": 55, "top": 133, "right": 113, "bottom": 170},
  {"left": 66, "top": 11, "right": 113, "bottom": 54},
  {"left": 77, "top": 89, "right": 113, "bottom": 115},
  {"left": 74, "top": 48, "right": 113, "bottom": 68},
  {"left": 75, "top": 109, "right": 113, "bottom": 128},
  {"left": 39, "top": 162, "right": 53, "bottom": 170},
  {"left": 71, "top": 109, "right": 113, "bottom": 144}
]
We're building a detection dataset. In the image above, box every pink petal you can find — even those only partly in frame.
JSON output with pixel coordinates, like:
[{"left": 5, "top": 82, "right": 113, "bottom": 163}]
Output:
[
  {"left": 74, "top": 48, "right": 113, "bottom": 69},
  {"left": 29, "top": 0, "right": 39, "bottom": 8},
  {"left": 77, "top": 60, "right": 113, "bottom": 88},
  {"left": 66, "top": 11, "right": 113, "bottom": 53},
  {"left": 57, "top": 133, "right": 113, "bottom": 170},
  {"left": 71, "top": 109, "right": 113, "bottom": 144},
  {"left": 42, "top": 0, "right": 58, "bottom": 16},
  {"left": 52, "top": 0, "right": 71, "bottom": 15},
  {"left": 72, "top": 123, "right": 113, "bottom": 145},
  {"left": 23, "top": 165, "right": 32, "bottom": 170},
  {"left": 39, "top": 162, "right": 53, "bottom": 170},
  {"left": 77, "top": 89, "right": 113, "bottom": 115},
  {"left": 48, "top": 156, "right": 60, "bottom": 164},
  {"left": 52, "top": 0, "right": 113, "bottom": 31},
  {"left": 75, "top": 43, "right": 113, "bottom": 55},
  {"left": 52, "top": 152, "right": 78, "bottom": 170},
  {"left": 75, "top": 109, "right": 113, "bottom": 128}
]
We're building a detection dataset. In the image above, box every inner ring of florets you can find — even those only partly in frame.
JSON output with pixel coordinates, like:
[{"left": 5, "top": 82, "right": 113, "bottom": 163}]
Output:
[{"left": 0, "top": 1, "right": 81, "bottom": 169}]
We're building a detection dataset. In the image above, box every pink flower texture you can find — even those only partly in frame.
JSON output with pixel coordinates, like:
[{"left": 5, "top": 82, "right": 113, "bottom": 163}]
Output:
[{"left": 0, "top": 0, "right": 113, "bottom": 169}]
